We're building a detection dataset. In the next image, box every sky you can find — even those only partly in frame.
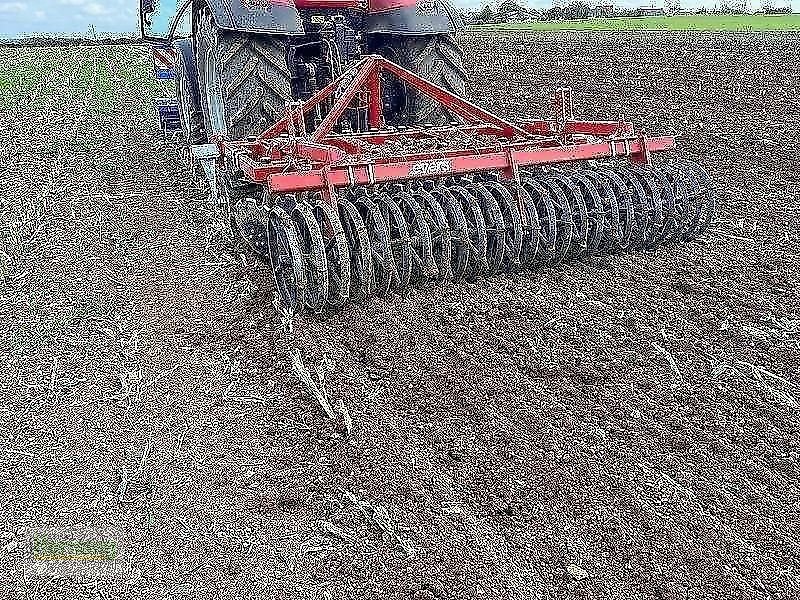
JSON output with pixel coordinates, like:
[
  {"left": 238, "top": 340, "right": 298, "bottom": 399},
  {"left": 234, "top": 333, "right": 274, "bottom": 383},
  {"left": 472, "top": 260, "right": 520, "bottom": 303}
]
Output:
[
  {"left": 0, "top": 0, "right": 794, "bottom": 36},
  {"left": 0, "top": 0, "right": 137, "bottom": 36}
]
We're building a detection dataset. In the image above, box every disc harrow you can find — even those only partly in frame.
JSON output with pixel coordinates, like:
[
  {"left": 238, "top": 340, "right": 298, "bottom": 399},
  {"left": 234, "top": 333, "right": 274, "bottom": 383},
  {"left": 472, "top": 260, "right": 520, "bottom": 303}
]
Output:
[
  {"left": 252, "top": 161, "right": 715, "bottom": 314},
  {"left": 193, "top": 56, "right": 718, "bottom": 317}
]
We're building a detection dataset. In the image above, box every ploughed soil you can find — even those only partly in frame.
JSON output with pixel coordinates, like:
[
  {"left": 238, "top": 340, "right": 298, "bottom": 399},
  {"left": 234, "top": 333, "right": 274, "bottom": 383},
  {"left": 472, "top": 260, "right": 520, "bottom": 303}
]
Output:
[{"left": 1, "top": 31, "right": 798, "bottom": 599}]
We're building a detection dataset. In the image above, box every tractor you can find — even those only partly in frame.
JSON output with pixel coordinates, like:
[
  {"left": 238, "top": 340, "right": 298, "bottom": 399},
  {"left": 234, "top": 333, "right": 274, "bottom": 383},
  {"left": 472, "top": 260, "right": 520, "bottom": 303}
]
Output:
[
  {"left": 141, "top": 0, "right": 465, "bottom": 142},
  {"left": 139, "top": 0, "right": 715, "bottom": 317}
]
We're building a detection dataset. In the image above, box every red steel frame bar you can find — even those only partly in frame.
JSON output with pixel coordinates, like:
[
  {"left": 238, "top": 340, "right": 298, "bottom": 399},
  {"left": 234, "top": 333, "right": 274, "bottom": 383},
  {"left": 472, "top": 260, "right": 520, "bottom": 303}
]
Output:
[
  {"left": 367, "top": 67, "right": 381, "bottom": 130},
  {"left": 238, "top": 136, "right": 673, "bottom": 193},
  {"left": 378, "top": 59, "right": 531, "bottom": 138},
  {"left": 221, "top": 55, "right": 675, "bottom": 196}
]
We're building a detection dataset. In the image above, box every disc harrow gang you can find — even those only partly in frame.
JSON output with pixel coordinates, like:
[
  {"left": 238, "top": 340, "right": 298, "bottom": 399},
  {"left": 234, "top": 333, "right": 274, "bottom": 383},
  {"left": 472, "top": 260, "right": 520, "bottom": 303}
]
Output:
[{"left": 257, "top": 160, "right": 715, "bottom": 314}]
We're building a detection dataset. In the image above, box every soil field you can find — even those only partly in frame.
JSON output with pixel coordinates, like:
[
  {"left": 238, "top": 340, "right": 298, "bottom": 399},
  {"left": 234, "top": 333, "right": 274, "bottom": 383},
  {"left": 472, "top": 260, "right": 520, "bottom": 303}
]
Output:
[{"left": 1, "top": 31, "right": 799, "bottom": 600}]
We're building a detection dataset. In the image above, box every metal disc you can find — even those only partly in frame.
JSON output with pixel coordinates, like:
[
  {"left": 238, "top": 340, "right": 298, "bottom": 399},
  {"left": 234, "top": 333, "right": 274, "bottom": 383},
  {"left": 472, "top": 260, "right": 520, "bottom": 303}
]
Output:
[
  {"left": 643, "top": 165, "right": 680, "bottom": 244},
  {"left": 396, "top": 188, "right": 438, "bottom": 280},
  {"left": 467, "top": 180, "right": 505, "bottom": 276},
  {"left": 661, "top": 162, "right": 700, "bottom": 242},
  {"left": 610, "top": 166, "right": 650, "bottom": 251},
  {"left": 598, "top": 168, "right": 634, "bottom": 251},
  {"left": 291, "top": 198, "right": 329, "bottom": 312},
  {"left": 312, "top": 194, "right": 350, "bottom": 307},
  {"left": 432, "top": 184, "right": 470, "bottom": 282},
  {"left": 447, "top": 182, "right": 488, "bottom": 280},
  {"left": 675, "top": 159, "right": 715, "bottom": 239},
  {"left": 339, "top": 197, "right": 375, "bottom": 302},
  {"left": 513, "top": 182, "right": 541, "bottom": 270},
  {"left": 267, "top": 205, "right": 306, "bottom": 316},
  {"left": 484, "top": 180, "right": 524, "bottom": 271},
  {"left": 414, "top": 186, "right": 452, "bottom": 281},
  {"left": 631, "top": 166, "right": 666, "bottom": 248},
  {"left": 579, "top": 169, "right": 621, "bottom": 253},
  {"left": 352, "top": 190, "right": 395, "bottom": 298},
  {"left": 662, "top": 165, "right": 691, "bottom": 242},
  {"left": 378, "top": 192, "right": 412, "bottom": 290},
  {"left": 232, "top": 195, "right": 270, "bottom": 257},
  {"left": 530, "top": 172, "right": 573, "bottom": 265},
  {"left": 521, "top": 174, "right": 557, "bottom": 266},
  {"left": 571, "top": 173, "right": 605, "bottom": 256},
  {"left": 548, "top": 171, "right": 589, "bottom": 259}
]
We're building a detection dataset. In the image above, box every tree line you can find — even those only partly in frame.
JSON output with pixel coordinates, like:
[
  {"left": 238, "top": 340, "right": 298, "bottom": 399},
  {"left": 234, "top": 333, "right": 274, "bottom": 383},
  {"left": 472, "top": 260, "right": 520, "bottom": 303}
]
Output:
[
  {"left": 467, "top": 0, "right": 794, "bottom": 23},
  {"left": 468, "top": 1, "right": 642, "bottom": 24}
]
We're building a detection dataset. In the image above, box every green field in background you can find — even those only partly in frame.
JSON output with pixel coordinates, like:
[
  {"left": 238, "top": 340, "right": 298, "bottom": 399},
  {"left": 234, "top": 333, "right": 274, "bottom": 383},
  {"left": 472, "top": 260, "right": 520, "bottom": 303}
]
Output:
[{"left": 473, "top": 14, "right": 800, "bottom": 31}]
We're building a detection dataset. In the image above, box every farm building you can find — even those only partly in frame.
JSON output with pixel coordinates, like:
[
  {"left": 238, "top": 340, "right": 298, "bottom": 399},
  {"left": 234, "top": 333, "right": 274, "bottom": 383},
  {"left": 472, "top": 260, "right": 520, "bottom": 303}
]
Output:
[{"left": 636, "top": 6, "right": 666, "bottom": 15}]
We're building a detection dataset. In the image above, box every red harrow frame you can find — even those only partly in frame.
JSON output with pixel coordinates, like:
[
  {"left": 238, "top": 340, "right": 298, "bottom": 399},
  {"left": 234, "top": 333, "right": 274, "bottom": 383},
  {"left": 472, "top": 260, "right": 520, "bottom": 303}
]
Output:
[{"left": 202, "top": 55, "right": 714, "bottom": 314}]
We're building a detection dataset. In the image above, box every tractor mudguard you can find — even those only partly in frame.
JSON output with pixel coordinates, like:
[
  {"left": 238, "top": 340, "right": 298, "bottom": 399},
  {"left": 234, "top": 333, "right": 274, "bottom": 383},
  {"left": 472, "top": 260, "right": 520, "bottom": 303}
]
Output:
[
  {"left": 365, "top": 0, "right": 462, "bottom": 35},
  {"left": 206, "top": 0, "right": 303, "bottom": 34},
  {"left": 172, "top": 39, "right": 202, "bottom": 117}
]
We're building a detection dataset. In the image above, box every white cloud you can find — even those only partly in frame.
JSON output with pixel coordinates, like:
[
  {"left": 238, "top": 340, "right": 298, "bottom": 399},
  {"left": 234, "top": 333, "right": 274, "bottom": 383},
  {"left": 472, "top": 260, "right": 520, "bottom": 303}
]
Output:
[
  {"left": 0, "top": 2, "right": 28, "bottom": 11},
  {"left": 83, "top": 2, "right": 110, "bottom": 15},
  {"left": 0, "top": 0, "right": 136, "bottom": 35}
]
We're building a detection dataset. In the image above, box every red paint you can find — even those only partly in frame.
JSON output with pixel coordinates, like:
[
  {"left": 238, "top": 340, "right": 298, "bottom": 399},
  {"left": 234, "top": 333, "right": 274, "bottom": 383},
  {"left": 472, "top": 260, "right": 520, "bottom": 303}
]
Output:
[
  {"left": 293, "top": 0, "right": 415, "bottom": 10},
  {"left": 368, "top": 0, "right": 415, "bottom": 11},
  {"left": 294, "top": 0, "right": 363, "bottom": 8},
  {"left": 152, "top": 47, "right": 176, "bottom": 69},
  {"left": 367, "top": 68, "right": 382, "bottom": 129}
]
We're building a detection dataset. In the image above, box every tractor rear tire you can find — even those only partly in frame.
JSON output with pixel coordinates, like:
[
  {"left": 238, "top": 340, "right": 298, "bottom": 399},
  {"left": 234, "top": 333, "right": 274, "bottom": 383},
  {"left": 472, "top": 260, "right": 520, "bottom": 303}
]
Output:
[
  {"left": 371, "top": 33, "right": 467, "bottom": 126},
  {"left": 195, "top": 8, "right": 292, "bottom": 140}
]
